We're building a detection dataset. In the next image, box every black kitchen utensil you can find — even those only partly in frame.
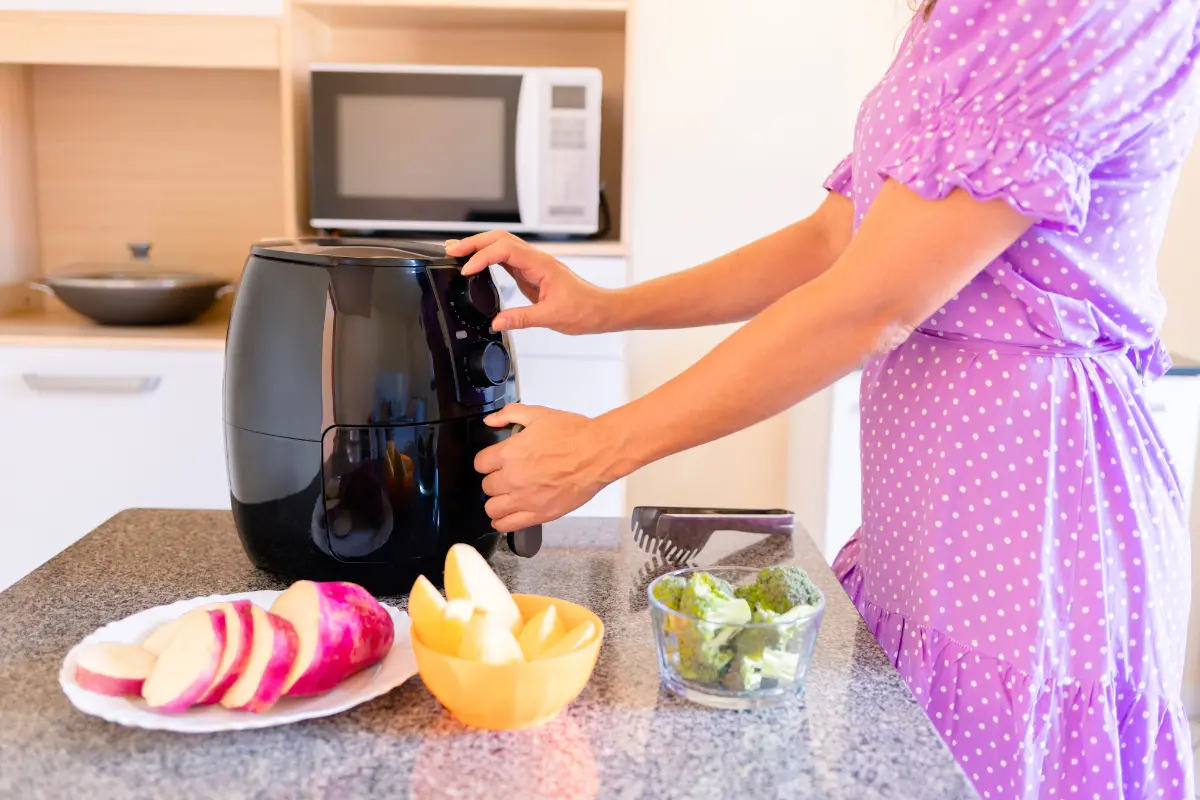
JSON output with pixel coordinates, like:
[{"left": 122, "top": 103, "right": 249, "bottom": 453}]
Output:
[{"left": 630, "top": 506, "right": 795, "bottom": 565}]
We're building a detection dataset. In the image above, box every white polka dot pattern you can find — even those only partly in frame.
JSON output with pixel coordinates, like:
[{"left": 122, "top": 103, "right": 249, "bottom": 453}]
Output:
[{"left": 826, "top": 2, "right": 1200, "bottom": 798}]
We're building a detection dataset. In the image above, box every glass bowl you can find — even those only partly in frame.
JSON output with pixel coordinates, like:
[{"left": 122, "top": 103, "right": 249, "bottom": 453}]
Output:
[{"left": 648, "top": 567, "right": 825, "bottom": 710}]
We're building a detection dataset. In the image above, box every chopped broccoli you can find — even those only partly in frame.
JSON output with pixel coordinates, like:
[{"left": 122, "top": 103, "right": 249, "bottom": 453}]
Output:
[
  {"left": 760, "top": 647, "right": 801, "bottom": 683},
  {"left": 723, "top": 652, "right": 763, "bottom": 692},
  {"left": 652, "top": 575, "right": 687, "bottom": 610},
  {"left": 678, "top": 573, "right": 751, "bottom": 624},
  {"left": 676, "top": 620, "right": 736, "bottom": 681},
  {"left": 748, "top": 565, "right": 821, "bottom": 614}
]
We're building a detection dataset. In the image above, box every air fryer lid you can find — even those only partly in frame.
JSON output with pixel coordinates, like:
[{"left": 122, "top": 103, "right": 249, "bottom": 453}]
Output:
[{"left": 251, "top": 237, "right": 464, "bottom": 268}]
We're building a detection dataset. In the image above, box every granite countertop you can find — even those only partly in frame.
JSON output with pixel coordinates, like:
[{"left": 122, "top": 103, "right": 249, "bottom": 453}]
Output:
[{"left": 0, "top": 510, "right": 976, "bottom": 800}]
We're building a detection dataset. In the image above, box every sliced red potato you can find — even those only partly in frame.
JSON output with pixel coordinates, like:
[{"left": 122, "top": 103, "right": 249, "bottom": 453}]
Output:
[
  {"left": 140, "top": 615, "right": 188, "bottom": 657},
  {"left": 142, "top": 609, "right": 227, "bottom": 713},
  {"left": 74, "top": 642, "right": 157, "bottom": 697},
  {"left": 196, "top": 600, "right": 255, "bottom": 706},
  {"left": 270, "top": 581, "right": 394, "bottom": 697},
  {"left": 220, "top": 607, "right": 299, "bottom": 714}
]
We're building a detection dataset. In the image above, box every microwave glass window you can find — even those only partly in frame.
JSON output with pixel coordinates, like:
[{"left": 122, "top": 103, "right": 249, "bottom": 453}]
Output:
[
  {"left": 551, "top": 85, "right": 587, "bottom": 110},
  {"left": 336, "top": 95, "right": 507, "bottom": 201}
]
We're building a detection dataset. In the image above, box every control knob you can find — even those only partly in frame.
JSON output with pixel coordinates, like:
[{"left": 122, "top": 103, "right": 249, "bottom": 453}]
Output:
[
  {"left": 467, "top": 342, "right": 510, "bottom": 388},
  {"left": 456, "top": 274, "right": 500, "bottom": 322}
]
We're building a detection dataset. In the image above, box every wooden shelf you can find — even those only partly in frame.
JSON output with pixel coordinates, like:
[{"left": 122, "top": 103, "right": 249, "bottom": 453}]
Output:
[
  {"left": 295, "top": 0, "right": 626, "bottom": 31},
  {"left": 536, "top": 240, "right": 627, "bottom": 258},
  {"left": 0, "top": 304, "right": 229, "bottom": 351},
  {"left": 0, "top": 11, "right": 280, "bottom": 69}
]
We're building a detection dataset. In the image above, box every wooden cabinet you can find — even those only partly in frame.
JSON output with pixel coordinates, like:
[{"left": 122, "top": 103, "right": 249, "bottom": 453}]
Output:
[
  {"left": 0, "top": 345, "right": 228, "bottom": 591},
  {"left": 0, "top": 1, "right": 282, "bottom": 15}
]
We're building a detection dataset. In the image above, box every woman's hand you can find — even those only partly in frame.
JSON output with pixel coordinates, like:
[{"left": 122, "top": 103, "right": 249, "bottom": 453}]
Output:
[
  {"left": 475, "top": 404, "right": 625, "bottom": 532},
  {"left": 445, "top": 230, "right": 616, "bottom": 335}
]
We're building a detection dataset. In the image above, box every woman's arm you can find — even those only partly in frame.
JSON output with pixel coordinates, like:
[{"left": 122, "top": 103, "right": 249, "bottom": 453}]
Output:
[
  {"left": 606, "top": 191, "right": 855, "bottom": 330},
  {"left": 599, "top": 180, "right": 1032, "bottom": 475},
  {"left": 448, "top": 192, "right": 853, "bottom": 334},
  {"left": 476, "top": 180, "right": 1032, "bottom": 531}
]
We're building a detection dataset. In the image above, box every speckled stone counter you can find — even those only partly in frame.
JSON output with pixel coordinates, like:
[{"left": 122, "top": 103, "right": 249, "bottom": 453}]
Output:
[{"left": 0, "top": 510, "right": 977, "bottom": 799}]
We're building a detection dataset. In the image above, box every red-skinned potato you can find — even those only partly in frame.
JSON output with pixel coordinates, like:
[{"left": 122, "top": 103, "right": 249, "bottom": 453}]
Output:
[
  {"left": 196, "top": 600, "right": 255, "bottom": 706},
  {"left": 75, "top": 643, "right": 157, "bottom": 697},
  {"left": 270, "top": 581, "right": 394, "bottom": 697},
  {"left": 219, "top": 607, "right": 299, "bottom": 714},
  {"left": 142, "top": 609, "right": 227, "bottom": 713}
]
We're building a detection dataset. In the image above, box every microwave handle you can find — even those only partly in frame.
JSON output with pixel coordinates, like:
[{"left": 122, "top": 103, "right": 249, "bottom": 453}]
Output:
[{"left": 513, "top": 74, "right": 539, "bottom": 230}]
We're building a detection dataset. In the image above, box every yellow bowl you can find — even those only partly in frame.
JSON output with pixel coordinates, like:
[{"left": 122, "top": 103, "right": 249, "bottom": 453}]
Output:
[{"left": 412, "top": 594, "right": 604, "bottom": 731}]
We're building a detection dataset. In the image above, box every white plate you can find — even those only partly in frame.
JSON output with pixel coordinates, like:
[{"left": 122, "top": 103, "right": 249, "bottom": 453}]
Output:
[{"left": 59, "top": 590, "right": 417, "bottom": 734}]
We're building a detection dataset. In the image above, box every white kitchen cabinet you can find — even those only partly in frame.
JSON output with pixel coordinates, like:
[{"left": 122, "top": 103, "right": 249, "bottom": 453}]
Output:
[
  {"left": 0, "top": 0, "right": 282, "bottom": 15},
  {"left": 808, "top": 369, "right": 1200, "bottom": 565},
  {"left": 0, "top": 345, "right": 228, "bottom": 591}
]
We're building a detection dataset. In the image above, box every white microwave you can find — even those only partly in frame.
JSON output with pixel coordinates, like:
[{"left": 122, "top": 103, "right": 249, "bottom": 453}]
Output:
[{"left": 308, "top": 63, "right": 603, "bottom": 237}]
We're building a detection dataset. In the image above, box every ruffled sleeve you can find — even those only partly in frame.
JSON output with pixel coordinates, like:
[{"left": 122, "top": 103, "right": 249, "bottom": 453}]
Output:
[
  {"left": 881, "top": 0, "right": 1199, "bottom": 235},
  {"left": 824, "top": 153, "right": 854, "bottom": 199}
]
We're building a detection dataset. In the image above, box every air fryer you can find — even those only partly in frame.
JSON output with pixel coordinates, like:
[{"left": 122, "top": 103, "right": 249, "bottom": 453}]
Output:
[{"left": 223, "top": 238, "right": 540, "bottom": 595}]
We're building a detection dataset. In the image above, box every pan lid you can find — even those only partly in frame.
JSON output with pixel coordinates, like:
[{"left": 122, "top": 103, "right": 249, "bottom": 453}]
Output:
[{"left": 251, "top": 237, "right": 465, "bottom": 268}]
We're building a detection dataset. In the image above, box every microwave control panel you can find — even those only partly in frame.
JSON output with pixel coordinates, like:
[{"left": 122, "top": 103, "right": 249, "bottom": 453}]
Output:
[{"left": 541, "top": 80, "right": 600, "bottom": 228}]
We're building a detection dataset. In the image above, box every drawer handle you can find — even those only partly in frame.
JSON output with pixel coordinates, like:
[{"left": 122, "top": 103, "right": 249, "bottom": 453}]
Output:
[{"left": 21, "top": 374, "right": 162, "bottom": 394}]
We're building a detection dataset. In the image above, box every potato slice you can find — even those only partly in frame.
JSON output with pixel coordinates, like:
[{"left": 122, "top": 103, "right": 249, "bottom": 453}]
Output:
[
  {"left": 517, "top": 604, "right": 566, "bottom": 661},
  {"left": 444, "top": 544, "right": 522, "bottom": 634},
  {"left": 458, "top": 611, "right": 524, "bottom": 665}
]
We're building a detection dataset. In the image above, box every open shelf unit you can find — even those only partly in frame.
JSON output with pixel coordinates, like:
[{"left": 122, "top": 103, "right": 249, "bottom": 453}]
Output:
[{"left": 0, "top": 0, "right": 631, "bottom": 317}]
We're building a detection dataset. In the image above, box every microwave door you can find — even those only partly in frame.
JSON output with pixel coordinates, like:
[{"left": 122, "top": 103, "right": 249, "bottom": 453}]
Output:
[{"left": 309, "top": 69, "right": 526, "bottom": 233}]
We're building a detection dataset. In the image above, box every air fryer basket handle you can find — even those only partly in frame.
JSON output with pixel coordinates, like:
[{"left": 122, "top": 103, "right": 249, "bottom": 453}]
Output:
[{"left": 499, "top": 422, "right": 542, "bottom": 557}]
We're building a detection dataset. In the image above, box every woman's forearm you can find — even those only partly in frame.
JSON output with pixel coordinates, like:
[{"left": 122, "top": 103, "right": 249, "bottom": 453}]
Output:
[
  {"left": 592, "top": 183, "right": 1033, "bottom": 481},
  {"left": 602, "top": 193, "right": 853, "bottom": 332}
]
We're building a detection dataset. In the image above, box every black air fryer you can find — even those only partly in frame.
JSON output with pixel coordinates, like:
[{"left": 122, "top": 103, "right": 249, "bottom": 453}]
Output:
[{"left": 223, "top": 238, "right": 541, "bottom": 595}]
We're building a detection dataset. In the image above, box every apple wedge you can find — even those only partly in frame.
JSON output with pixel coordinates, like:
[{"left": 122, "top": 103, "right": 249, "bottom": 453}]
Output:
[
  {"left": 196, "top": 600, "right": 255, "bottom": 706},
  {"left": 536, "top": 620, "right": 597, "bottom": 661},
  {"left": 142, "top": 609, "right": 227, "bottom": 713},
  {"left": 270, "top": 581, "right": 394, "bottom": 697},
  {"left": 75, "top": 643, "right": 157, "bottom": 697},
  {"left": 517, "top": 604, "right": 566, "bottom": 661},
  {"left": 408, "top": 575, "right": 446, "bottom": 650},
  {"left": 444, "top": 543, "right": 522, "bottom": 634},
  {"left": 220, "top": 606, "right": 299, "bottom": 714},
  {"left": 459, "top": 611, "right": 524, "bottom": 665}
]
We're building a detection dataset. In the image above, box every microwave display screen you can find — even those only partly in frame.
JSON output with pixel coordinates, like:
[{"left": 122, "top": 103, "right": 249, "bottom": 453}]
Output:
[
  {"left": 336, "top": 95, "right": 506, "bottom": 201},
  {"left": 551, "top": 85, "right": 587, "bottom": 110}
]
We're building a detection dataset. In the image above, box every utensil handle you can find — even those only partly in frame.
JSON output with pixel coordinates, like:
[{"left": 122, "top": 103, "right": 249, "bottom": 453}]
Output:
[
  {"left": 21, "top": 374, "right": 161, "bottom": 394},
  {"left": 215, "top": 284, "right": 236, "bottom": 299},
  {"left": 28, "top": 282, "right": 54, "bottom": 296},
  {"left": 633, "top": 506, "right": 795, "bottom": 537}
]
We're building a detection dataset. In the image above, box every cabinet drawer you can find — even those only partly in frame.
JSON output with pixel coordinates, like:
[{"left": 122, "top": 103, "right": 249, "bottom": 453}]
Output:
[{"left": 0, "top": 346, "right": 227, "bottom": 590}]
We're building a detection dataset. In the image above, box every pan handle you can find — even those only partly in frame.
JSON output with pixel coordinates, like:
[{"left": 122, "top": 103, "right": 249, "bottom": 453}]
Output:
[
  {"left": 28, "top": 282, "right": 54, "bottom": 296},
  {"left": 215, "top": 284, "right": 237, "bottom": 299}
]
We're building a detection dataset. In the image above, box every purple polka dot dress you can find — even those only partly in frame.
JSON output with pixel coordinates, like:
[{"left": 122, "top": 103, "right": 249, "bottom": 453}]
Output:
[{"left": 826, "top": 2, "right": 1200, "bottom": 798}]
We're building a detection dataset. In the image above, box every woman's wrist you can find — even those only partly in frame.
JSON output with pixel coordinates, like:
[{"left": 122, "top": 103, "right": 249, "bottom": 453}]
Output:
[
  {"left": 590, "top": 402, "right": 658, "bottom": 483},
  {"left": 587, "top": 285, "right": 638, "bottom": 334}
]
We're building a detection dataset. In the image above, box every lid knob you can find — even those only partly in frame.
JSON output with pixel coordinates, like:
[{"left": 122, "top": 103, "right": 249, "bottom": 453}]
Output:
[{"left": 128, "top": 242, "right": 152, "bottom": 261}]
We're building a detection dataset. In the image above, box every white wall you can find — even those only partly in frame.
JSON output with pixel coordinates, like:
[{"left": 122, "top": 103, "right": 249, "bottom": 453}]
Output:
[{"left": 624, "top": 0, "right": 906, "bottom": 524}]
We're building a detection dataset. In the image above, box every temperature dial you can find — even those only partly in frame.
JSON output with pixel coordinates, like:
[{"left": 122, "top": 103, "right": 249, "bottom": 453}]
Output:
[
  {"left": 467, "top": 342, "right": 511, "bottom": 387},
  {"left": 456, "top": 275, "right": 500, "bottom": 322}
]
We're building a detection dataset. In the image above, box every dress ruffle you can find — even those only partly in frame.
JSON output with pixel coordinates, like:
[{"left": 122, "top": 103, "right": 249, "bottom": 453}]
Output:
[
  {"left": 834, "top": 534, "right": 1193, "bottom": 799},
  {"left": 823, "top": 153, "right": 854, "bottom": 198},
  {"left": 877, "top": 117, "right": 1094, "bottom": 235}
]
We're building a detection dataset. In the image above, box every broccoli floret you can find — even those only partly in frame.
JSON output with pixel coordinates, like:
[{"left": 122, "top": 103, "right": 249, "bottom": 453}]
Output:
[
  {"left": 676, "top": 620, "right": 736, "bottom": 682},
  {"left": 760, "top": 647, "right": 802, "bottom": 684},
  {"left": 652, "top": 575, "right": 687, "bottom": 610},
  {"left": 678, "top": 573, "right": 751, "bottom": 624},
  {"left": 734, "top": 583, "right": 763, "bottom": 607},
  {"left": 670, "top": 572, "right": 751, "bottom": 683},
  {"left": 722, "top": 652, "right": 763, "bottom": 692},
  {"left": 749, "top": 565, "right": 821, "bottom": 614}
]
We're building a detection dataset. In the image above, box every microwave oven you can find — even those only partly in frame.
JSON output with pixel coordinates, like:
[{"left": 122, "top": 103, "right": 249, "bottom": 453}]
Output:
[{"left": 309, "top": 63, "right": 603, "bottom": 238}]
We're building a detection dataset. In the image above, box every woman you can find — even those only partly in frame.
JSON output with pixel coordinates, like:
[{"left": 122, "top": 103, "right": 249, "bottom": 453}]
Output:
[{"left": 449, "top": 1, "right": 1199, "bottom": 796}]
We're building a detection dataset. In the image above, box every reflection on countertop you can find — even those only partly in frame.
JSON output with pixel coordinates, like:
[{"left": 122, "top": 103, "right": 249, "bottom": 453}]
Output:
[{"left": 0, "top": 510, "right": 976, "bottom": 799}]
